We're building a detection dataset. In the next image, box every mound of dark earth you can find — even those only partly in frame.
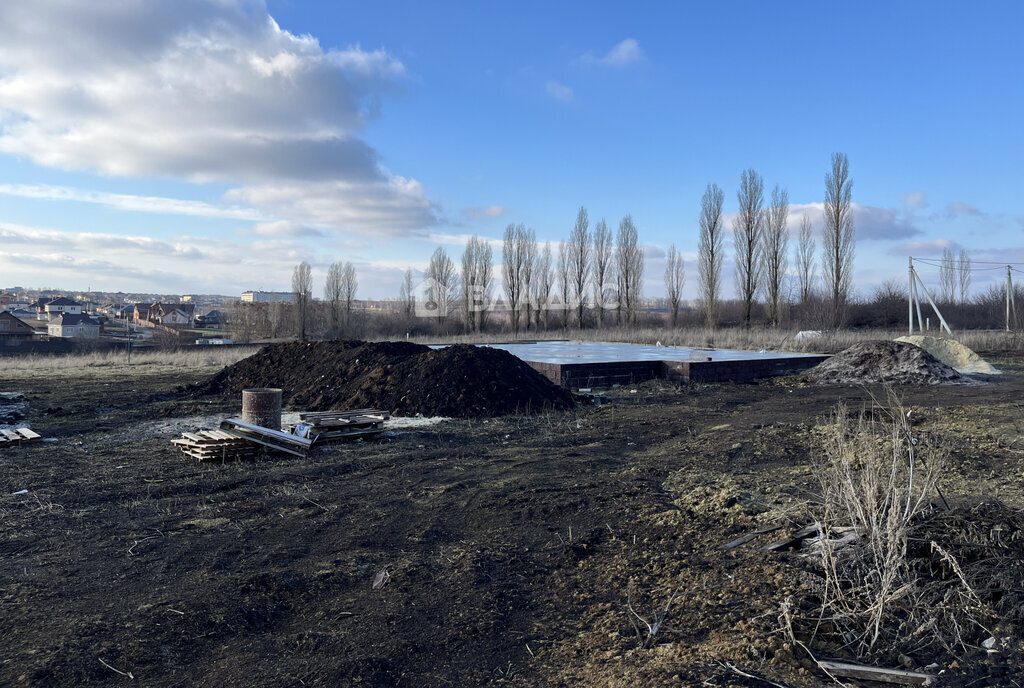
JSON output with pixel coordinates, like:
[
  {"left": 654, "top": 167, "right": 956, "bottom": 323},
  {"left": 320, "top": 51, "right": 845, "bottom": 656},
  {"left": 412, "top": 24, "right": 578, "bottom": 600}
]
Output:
[
  {"left": 195, "top": 340, "right": 576, "bottom": 417},
  {"left": 811, "top": 340, "right": 961, "bottom": 384}
]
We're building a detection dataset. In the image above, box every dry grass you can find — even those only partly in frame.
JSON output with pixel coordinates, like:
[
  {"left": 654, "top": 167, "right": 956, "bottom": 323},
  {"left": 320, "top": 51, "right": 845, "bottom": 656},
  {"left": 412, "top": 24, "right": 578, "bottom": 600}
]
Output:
[
  {"left": 0, "top": 346, "right": 260, "bottom": 381},
  {"left": 786, "top": 391, "right": 1011, "bottom": 665},
  {"left": 414, "top": 327, "right": 1024, "bottom": 355}
]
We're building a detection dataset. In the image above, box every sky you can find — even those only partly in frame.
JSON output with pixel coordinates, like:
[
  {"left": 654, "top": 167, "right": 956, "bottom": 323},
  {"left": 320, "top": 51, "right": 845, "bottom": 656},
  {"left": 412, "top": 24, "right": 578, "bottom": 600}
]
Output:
[{"left": 0, "top": 0, "right": 1022, "bottom": 300}]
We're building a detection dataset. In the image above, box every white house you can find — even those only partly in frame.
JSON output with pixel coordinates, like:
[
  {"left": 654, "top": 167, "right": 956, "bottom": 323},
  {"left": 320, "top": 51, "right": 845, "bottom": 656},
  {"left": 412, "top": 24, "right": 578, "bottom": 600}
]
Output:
[
  {"left": 43, "top": 297, "right": 83, "bottom": 321},
  {"left": 48, "top": 313, "right": 100, "bottom": 339}
]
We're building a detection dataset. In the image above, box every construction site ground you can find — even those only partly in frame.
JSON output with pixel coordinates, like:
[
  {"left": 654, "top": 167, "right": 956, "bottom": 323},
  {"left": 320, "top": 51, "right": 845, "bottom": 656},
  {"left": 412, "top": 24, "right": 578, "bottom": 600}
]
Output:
[{"left": 2, "top": 353, "right": 1024, "bottom": 686}]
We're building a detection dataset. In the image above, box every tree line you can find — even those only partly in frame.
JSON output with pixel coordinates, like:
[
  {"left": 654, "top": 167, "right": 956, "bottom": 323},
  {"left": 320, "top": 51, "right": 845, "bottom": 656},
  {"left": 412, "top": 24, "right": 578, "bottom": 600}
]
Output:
[{"left": 247, "top": 153, "right": 865, "bottom": 340}]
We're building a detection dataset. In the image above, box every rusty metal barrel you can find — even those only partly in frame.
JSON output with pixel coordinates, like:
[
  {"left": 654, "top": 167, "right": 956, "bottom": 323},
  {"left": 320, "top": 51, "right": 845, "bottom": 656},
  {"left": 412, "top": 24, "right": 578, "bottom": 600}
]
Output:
[{"left": 241, "top": 388, "right": 282, "bottom": 430}]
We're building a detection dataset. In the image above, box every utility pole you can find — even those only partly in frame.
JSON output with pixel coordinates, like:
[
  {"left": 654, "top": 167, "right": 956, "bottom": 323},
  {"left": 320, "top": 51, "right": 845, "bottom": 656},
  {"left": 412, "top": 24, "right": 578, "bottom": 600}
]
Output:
[
  {"left": 126, "top": 317, "right": 132, "bottom": 365},
  {"left": 908, "top": 257, "right": 914, "bottom": 334},
  {"left": 1009, "top": 265, "right": 1016, "bottom": 332}
]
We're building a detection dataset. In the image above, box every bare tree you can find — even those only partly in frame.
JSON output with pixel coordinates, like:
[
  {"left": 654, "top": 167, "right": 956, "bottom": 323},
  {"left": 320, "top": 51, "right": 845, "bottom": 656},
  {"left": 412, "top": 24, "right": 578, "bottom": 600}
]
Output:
[
  {"left": 533, "top": 241, "right": 554, "bottom": 330},
  {"left": 822, "top": 152, "right": 855, "bottom": 328},
  {"left": 399, "top": 268, "right": 415, "bottom": 321},
  {"left": 664, "top": 244, "right": 685, "bottom": 326},
  {"left": 957, "top": 249, "right": 972, "bottom": 305},
  {"left": 460, "top": 235, "right": 493, "bottom": 333},
  {"left": 568, "top": 206, "right": 591, "bottom": 327},
  {"left": 521, "top": 228, "right": 537, "bottom": 330},
  {"left": 592, "top": 218, "right": 613, "bottom": 328},
  {"left": 341, "top": 262, "right": 357, "bottom": 328},
  {"left": 796, "top": 215, "right": 816, "bottom": 305},
  {"left": 697, "top": 183, "right": 725, "bottom": 327},
  {"left": 939, "top": 246, "right": 957, "bottom": 304},
  {"left": 762, "top": 185, "right": 789, "bottom": 326},
  {"left": 733, "top": 169, "right": 764, "bottom": 327},
  {"left": 426, "top": 247, "right": 457, "bottom": 326},
  {"left": 291, "top": 261, "right": 312, "bottom": 340},
  {"left": 324, "top": 261, "right": 343, "bottom": 335},
  {"left": 557, "top": 241, "right": 571, "bottom": 328},
  {"left": 502, "top": 224, "right": 535, "bottom": 336},
  {"left": 615, "top": 215, "right": 644, "bottom": 326}
]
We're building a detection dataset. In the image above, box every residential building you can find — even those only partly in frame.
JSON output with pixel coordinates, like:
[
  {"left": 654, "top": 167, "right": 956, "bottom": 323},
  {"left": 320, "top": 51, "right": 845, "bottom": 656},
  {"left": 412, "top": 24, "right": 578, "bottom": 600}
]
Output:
[
  {"left": 241, "top": 290, "right": 294, "bottom": 304},
  {"left": 47, "top": 313, "right": 100, "bottom": 339},
  {"left": 43, "top": 297, "right": 82, "bottom": 321},
  {"left": 0, "top": 311, "right": 35, "bottom": 344}
]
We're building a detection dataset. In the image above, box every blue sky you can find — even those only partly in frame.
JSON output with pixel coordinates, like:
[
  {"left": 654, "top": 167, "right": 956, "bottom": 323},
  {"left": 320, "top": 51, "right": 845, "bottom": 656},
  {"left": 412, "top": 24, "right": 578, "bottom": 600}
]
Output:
[{"left": 0, "top": 1, "right": 1022, "bottom": 298}]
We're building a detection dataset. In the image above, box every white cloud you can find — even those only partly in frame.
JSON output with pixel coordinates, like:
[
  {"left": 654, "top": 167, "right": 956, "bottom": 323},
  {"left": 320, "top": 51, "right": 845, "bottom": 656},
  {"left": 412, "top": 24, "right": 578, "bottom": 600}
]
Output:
[
  {"left": 892, "top": 238, "right": 958, "bottom": 255},
  {"left": 786, "top": 202, "right": 922, "bottom": 241},
  {"left": 251, "top": 221, "right": 325, "bottom": 238},
  {"left": 581, "top": 38, "right": 644, "bottom": 67},
  {"left": 0, "top": 1, "right": 437, "bottom": 236},
  {"left": 545, "top": 80, "right": 574, "bottom": 102},
  {"left": 462, "top": 205, "right": 508, "bottom": 219},
  {"left": 0, "top": 184, "right": 266, "bottom": 221},
  {"left": 901, "top": 191, "right": 928, "bottom": 210},
  {"left": 947, "top": 201, "right": 981, "bottom": 216}
]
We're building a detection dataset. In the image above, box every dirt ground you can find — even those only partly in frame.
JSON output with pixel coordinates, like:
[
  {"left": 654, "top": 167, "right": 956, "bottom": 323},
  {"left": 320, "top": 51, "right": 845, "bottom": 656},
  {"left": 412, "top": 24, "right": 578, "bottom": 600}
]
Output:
[{"left": 2, "top": 354, "right": 1024, "bottom": 686}]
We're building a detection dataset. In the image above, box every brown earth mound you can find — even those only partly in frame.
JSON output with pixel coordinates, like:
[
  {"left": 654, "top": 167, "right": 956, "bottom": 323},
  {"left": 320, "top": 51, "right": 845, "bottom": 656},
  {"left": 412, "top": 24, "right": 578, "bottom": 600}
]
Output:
[
  {"left": 811, "top": 340, "right": 961, "bottom": 384},
  {"left": 195, "top": 340, "right": 576, "bottom": 417}
]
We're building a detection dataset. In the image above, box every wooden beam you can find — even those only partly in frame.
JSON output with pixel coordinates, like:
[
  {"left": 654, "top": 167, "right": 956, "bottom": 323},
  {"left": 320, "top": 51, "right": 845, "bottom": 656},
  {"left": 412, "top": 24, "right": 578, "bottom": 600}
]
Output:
[{"left": 816, "top": 660, "right": 934, "bottom": 685}]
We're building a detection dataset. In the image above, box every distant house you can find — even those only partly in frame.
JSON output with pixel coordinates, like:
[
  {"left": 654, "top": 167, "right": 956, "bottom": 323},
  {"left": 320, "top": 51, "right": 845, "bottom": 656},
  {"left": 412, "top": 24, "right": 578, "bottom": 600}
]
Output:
[
  {"left": 43, "top": 297, "right": 82, "bottom": 321},
  {"left": 0, "top": 311, "right": 35, "bottom": 344},
  {"left": 150, "top": 303, "right": 196, "bottom": 328},
  {"left": 195, "top": 309, "right": 224, "bottom": 328},
  {"left": 133, "top": 304, "right": 152, "bottom": 324},
  {"left": 47, "top": 313, "right": 100, "bottom": 339}
]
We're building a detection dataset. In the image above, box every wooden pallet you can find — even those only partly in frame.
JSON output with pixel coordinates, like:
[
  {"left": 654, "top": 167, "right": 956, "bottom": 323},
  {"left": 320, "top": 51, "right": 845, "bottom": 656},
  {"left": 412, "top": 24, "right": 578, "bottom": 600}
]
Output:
[
  {"left": 172, "top": 429, "right": 257, "bottom": 462},
  {"left": 0, "top": 427, "right": 42, "bottom": 447}
]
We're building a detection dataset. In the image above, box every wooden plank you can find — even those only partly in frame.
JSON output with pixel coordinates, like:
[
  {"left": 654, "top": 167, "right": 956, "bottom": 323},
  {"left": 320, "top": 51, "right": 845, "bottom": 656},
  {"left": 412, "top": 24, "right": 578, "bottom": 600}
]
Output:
[
  {"left": 15, "top": 427, "right": 42, "bottom": 441},
  {"left": 0, "top": 429, "right": 20, "bottom": 442},
  {"left": 761, "top": 523, "right": 822, "bottom": 552},
  {"left": 720, "top": 525, "right": 783, "bottom": 550},
  {"left": 816, "top": 660, "right": 933, "bottom": 685}
]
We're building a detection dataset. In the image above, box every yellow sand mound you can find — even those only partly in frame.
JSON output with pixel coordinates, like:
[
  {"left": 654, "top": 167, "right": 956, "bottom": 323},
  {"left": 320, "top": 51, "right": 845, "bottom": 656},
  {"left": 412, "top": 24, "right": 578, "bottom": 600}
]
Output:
[{"left": 894, "top": 335, "right": 1000, "bottom": 375}]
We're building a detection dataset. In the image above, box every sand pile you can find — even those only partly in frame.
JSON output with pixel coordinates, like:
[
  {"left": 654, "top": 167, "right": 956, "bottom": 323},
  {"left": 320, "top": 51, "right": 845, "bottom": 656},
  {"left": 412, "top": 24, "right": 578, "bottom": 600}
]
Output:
[
  {"left": 810, "top": 341, "right": 961, "bottom": 384},
  {"left": 193, "top": 340, "right": 576, "bottom": 418},
  {"left": 894, "top": 335, "right": 1000, "bottom": 375}
]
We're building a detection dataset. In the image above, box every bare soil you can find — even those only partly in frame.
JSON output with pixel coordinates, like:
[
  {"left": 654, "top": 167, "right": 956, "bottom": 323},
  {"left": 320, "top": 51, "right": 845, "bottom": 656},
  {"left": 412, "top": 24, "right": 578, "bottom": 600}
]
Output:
[{"left": 2, "top": 353, "right": 1024, "bottom": 686}]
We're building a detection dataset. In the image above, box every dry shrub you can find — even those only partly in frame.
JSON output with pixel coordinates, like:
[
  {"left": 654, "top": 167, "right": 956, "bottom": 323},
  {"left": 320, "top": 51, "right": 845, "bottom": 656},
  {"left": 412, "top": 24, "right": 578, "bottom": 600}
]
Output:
[{"left": 790, "top": 390, "right": 1010, "bottom": 665}]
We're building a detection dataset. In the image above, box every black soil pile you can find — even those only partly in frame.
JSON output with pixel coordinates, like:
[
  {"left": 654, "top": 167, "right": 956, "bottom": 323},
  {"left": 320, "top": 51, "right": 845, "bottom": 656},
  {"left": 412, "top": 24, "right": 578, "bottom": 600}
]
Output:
[
  {"left": 195, "top": 340, "right": 576, "bottom": 417},
  {"left": 811, "top": 340, "right": 961, "bottom": 384}
]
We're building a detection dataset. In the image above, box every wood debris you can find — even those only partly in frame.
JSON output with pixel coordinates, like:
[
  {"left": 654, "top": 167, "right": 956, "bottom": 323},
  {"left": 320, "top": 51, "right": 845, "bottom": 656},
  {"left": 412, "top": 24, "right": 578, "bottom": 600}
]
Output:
[
  {"left": 0, "top": 427, "right": 43, "bottom": 447},
  {"left": 290, "top": 408, "right": 390, "bottom": 443},
  {"left": 816, "top": 659, "right": 934, "bottom": 685},
  {"left": 171, "top": 429, "right": 256, "bottom": 462}
]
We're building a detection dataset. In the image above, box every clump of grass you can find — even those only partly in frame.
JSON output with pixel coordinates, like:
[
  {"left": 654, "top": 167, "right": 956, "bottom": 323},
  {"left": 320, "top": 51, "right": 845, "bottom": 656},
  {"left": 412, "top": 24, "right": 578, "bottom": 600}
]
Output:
[{"left": 785, "top": 390, "right": 1009, "bottom": 666}]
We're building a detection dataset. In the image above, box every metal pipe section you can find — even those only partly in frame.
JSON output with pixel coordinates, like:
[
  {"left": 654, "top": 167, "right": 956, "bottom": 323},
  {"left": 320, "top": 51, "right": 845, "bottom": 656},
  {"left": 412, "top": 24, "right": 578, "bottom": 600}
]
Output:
[{"left": 241, "top": 388, "right": 282, "bottom": 431}]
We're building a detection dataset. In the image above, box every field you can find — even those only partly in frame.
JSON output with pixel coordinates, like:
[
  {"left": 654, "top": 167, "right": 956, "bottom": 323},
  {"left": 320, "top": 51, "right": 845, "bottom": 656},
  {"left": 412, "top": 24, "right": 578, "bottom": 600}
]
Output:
[{"left": 2, "top": 346, "right": 1024, "bottom": 686}]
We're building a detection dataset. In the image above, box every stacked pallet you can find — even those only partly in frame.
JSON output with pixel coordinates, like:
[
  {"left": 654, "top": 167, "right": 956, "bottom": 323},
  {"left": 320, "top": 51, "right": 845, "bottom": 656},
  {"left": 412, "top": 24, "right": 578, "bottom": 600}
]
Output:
[
  {"left": 219, "top": 418, "right": 314, "bottom": 457},
  {"left": 291, "top": 408, "right": 389, "bottom": 443},
  {"left": 171, "top": 430, "right": 256, "bottom": 462},
  {"left": 0, "top": 427, "right": 42, "bottom": 447}
]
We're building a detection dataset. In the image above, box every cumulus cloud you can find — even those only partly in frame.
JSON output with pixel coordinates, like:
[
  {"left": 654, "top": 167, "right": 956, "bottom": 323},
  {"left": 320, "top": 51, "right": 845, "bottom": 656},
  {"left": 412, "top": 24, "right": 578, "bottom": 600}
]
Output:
[
  {"left": 581, "top": 38, "right": 644, "bottom": 67},
  {"left": 0, "top": 1, "right": 437, "bottom": 236},
  {"left": 0, "top": 221, "right": 332, "bottom": 293},
  {"left": 0, "top": 184, "right": 266, "bottom": 221},
  {"left": 787, "top": 202, "right": 922, "bottom": 241},
  {"left": 545, "top": 81, "right": 574, "bottom": 102},
  {"left": 462, "top": 205, "right": 508, "bottom": 219}
]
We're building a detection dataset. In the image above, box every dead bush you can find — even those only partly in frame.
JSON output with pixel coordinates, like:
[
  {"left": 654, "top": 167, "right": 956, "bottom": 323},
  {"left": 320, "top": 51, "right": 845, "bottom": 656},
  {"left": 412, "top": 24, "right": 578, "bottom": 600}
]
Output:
[{"left": 787, "top": 390, "right": 1013, "bottom": 666}]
